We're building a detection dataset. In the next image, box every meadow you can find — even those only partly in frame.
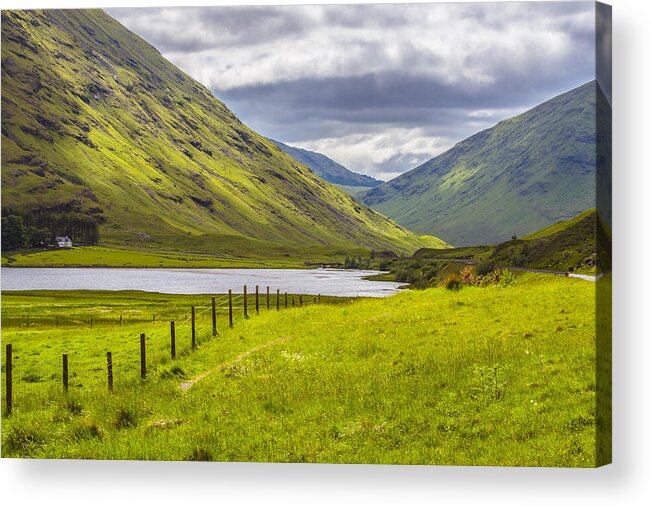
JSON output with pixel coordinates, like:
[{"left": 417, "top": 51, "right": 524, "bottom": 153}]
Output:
[
  {"left": 1, "top": 273, "right": 600, "bottom": 466},
  {"left": 1, "top": 242, "right": 374, "bottom": 269}
]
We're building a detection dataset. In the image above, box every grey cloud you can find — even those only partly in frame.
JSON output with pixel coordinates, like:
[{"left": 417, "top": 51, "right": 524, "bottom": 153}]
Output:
[
  {"left": 216, "top": 69, "right": 593, "bottom": 134},
  {"left": 108, "top": 2, "right": 598, "bottom": 178},
  {"left": 371, "top": 152, "right": 436, "bottom": 181},
  {"left": 108, "top": 6, "right": 310, "bottom": 52}
]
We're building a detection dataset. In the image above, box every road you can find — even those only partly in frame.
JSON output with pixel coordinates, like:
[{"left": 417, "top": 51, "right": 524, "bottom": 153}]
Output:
[
  {"left": 503, "top": 266, "right": 601, "bottom": 282},
  {"left": 422, "top": 258, "right": 601, "bottom": 282}
]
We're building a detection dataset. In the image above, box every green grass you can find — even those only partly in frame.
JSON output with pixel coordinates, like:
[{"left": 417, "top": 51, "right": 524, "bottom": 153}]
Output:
[
  {"left": 1, "top": 242, "right": 377, "bottom": 268},
  {"left": 1, "top": 274, "right": 603, "bottom": 466}
]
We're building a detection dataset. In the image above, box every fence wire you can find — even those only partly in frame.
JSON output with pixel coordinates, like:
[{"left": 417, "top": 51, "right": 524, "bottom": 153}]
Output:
[{"left": 2, "top": 288, "right": 326, "bottom": 413}]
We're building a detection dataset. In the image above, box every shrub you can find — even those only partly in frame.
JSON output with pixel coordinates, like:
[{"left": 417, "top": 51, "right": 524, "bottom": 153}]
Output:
[
  {"left": 479, "top": 270, "right": 500, "bottom": 287},
  {"left": 459, "top": 266, "right": 477, "bottom": 286},
  {"left": 497, "top": 269, "right": 517, "bottom": 288},
  {"left": 440, "top": 273, "right": 462, "bottom": 291},
  {"left": 479, "top": 269, "right": 517, "bottom": 288},
  {"left": 423, "top": 265, "right": 439, "bottom": 281},
  {"left": 395, "top": 268, "right": 418, "bottom": 284},
  {"left": 475, "top": 260, "right": 495, "bottom": 276},
  {"left": 1, "top": 215, "right": 26, "bottom": 250}
]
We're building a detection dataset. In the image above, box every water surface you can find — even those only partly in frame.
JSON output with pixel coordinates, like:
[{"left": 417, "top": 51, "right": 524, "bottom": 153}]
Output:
[{"left": 1, "top": 267, "right": 403, "bottom": 297}]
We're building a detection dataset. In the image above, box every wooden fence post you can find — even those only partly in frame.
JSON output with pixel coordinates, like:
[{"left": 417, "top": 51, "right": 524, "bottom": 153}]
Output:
[
  {"left": 63, "top": 353, "right": 69, "bottom": 393},
  {"left": 191, "top": 307, "right": 196, "bottom": 349},
  {"left": 276, "top": 289, "right": 280, "bottom": 311},
  {"left": 267, "top": 286, "right": 270, "bottom": 310},
  {"left": 211, "top": 297, "right": 217, "bottom": 336},
  {"left": 5, "top": 344, "right": 12, "bottom": 415},
  {"left": 153, "top": 314, "right": 156, "bottom": 323},
  {"left": 229, "top": 290, "right": 233, "bottom": 327},
  {"left": 170, "top": 321, "right": 176, "bottom": 359},
  {"left": 255, "top": 285, "right": 259, "bottom": 314},
  {"left": 107, "top": 351, "right": 113, "bottom": 391},
  {"left": 292, "top": 295, "right": 295, "bottom": 307},
  {"left": 140, "top": 333, "right": 146, "bottom": 379},
  {"left": 90, "top": 316, "right": 93, "bottom": 328},
  {"left": 243, "top": 285, "right": 248, "bottom": 319},
  {"left": 285, "top": 292, "right": 288, "bottom": 309},
  {"left": 120, "top": 315, "right": 123, "bottom": 326},
  {"left": 300, "top": 295, "right": 303, "bottom": 306}
]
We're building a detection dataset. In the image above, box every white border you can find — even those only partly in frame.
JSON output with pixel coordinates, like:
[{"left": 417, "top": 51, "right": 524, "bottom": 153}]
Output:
[{"left": 1, "top": 0, "right": 649, "bottom": 505}]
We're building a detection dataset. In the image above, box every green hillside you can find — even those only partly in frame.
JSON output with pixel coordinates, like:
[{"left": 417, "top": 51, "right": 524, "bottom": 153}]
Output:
[
  {"left": 523, "top": 208, "right": 597, "bottom": 240},
  {"left": 488, "top": 208, "right": 608, "bottom": 273},
  {"left": 407, "top": 208, "right": 609, "bottom": 278},
  {"left": 361, "top": 81, "right": 610, "bottom": 246},
  {"left": 270, "top": 139, "right": 381, "bottom": 190},
  {"left": 1, "top": 9, "right": 445, "bottom": 262},
  {"left": 333, "top": 184, "right": 374, "bottom": 198}
]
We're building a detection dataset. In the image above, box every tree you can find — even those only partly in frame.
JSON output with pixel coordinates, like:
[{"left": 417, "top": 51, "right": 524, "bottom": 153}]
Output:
[
  {"left": 1, "top": 215, "right": 27, "bottom": 250},
  {"left": 26, "top": 226, "right": 53, "bottom": 248}
]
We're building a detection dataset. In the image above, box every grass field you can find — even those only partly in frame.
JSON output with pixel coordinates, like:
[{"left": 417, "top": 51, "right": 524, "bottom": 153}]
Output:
[
  {"left": 1, "top": 243, "right": 373, "bottom": 269},
  {"left": 1, "top": 274, "right": 601, "bottom": 466}
]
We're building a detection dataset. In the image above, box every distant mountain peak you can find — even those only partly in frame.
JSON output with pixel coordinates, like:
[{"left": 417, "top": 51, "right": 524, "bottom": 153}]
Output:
[{"left": 270, "top": 139, "right": 382, "bottom": 189}]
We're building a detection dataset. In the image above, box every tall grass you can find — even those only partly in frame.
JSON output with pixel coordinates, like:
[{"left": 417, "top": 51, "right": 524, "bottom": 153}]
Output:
[{"left": 1, "top": 274, "right": 599, "bottom": 466}]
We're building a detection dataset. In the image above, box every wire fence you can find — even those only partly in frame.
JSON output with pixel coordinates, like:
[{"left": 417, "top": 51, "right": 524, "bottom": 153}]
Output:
[{"left": 2, "top": 287, "right": 325, "bottom": 415}]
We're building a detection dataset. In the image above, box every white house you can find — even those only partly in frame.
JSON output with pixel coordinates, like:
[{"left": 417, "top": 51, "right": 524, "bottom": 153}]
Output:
[{"left": 55, "top": 236, "right": 73, "bottom": 248}]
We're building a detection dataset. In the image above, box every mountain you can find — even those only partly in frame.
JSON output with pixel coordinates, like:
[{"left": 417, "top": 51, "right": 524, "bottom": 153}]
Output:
[
  {"left": 269, "top": 139, "right": 381, "bottom": 190},
  {"left": 1, "top": 9, "right": 447, "bottom": 258},
  {"left": 361, "top": 81, "right": 610, "bottom": 246}
]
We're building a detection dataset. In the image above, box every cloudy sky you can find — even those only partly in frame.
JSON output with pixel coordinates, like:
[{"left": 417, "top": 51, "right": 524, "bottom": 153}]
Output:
[{"left": 108, "top": 2, "right": 596, "bottom": 181}]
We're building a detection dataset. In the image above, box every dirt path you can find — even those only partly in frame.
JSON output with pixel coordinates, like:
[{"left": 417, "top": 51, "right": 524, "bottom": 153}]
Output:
[{"left": 179, "top": 336, "right": 291, "bottom": 391}]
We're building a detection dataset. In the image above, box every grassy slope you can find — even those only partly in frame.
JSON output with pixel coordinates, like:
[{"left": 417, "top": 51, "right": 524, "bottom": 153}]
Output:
[
  {"left": 524, "top": 208, "right": 597, "bottom": 240},
  {"left": 1, "top": 244, "right": 368, "bottom": 268},
  {"left": 1, "top": 273, "right": 599, "bottom": 466},
  {"left": 414, "top": 208, "right": 607, "bottom": 274},
  {"left": 1, "top": 9, "right": 445, "bottom": 263},
  {"left": 361, "top": 82, "right": 609, "bottom": 246}
]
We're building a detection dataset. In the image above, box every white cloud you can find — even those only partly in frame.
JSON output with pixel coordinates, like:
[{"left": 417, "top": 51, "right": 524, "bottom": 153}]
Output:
[
  {"left": 299, "top": 128, "right": 455, "bottom": 181},
  {"left": 113, "top": 3, "right": 594, "bottom": 93}
]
